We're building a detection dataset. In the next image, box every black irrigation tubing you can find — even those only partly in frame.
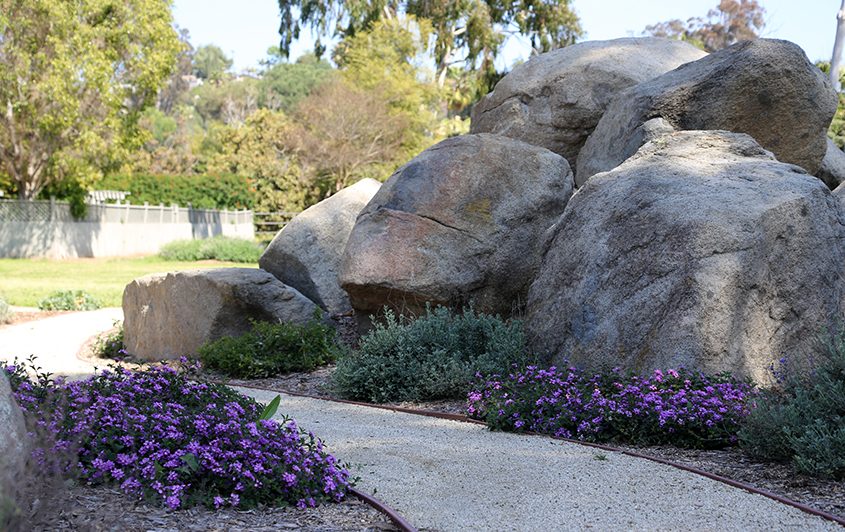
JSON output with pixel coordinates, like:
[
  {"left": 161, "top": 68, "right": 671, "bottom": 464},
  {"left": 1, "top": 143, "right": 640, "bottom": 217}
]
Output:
[{"left": 227, "top": 381, "right": 845, "bottom": 529}]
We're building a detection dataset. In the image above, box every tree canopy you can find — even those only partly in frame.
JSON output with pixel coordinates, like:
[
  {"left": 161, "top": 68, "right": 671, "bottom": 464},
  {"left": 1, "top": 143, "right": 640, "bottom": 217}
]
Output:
[
  {"left": 258, "top": 54, "right": 334, "bottom": 112},
  {"left": 0, "top": 0, "right": 181, "bottom": 199},
  {"left": 644, "top": 0, "right": 766, "bottom": 52},
  {"left": 192, "top": 45, "right": 234, "bottom": 82},
  {"left": 276, "top": 0, "right": 582, "bottom": 87}
]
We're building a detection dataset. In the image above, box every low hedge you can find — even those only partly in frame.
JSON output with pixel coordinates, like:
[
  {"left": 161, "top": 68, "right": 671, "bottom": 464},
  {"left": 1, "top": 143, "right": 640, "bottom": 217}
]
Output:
[
  {"left": 158, "top": 237, "right": 263, "bottom": 263},
  {"left": 96, "top": 174, "right": 255, "bottom": 210}
]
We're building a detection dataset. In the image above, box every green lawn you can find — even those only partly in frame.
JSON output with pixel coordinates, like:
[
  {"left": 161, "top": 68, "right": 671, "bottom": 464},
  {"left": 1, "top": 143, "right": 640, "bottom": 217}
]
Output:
[{"left": 0, "top": 256, "right": 257, "bottom": 307}]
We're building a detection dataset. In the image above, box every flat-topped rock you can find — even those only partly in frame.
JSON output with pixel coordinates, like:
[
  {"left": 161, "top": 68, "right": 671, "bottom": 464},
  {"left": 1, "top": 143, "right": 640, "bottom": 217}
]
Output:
[{"left": 123, "top": 268, "right": 320, "bottom": 360}]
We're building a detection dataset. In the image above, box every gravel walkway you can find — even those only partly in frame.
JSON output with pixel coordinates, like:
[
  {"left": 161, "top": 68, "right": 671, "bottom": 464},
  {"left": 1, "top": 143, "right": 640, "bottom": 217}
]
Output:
[
  {"left": 0, "top": 308, "right": 123, "bottom": 377},
  {"left": 238, "top": 388, "right": 841, "bottom": 532},
  {"left": 1, "top": 313, "right": 841, "bottom": 530}
]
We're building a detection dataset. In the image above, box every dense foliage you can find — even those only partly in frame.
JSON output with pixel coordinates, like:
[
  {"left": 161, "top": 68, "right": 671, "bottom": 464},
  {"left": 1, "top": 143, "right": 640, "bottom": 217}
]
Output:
[
  {"left": 92, "top": 322, "right": 126, "bottom": 360},
  {"left": 95, "top": 174, "right": 255, "bottom": 210},
  {"left": 199, "top": 319, "right": 341, "bottom": 379},
  {"left": 277, "top": 0, "right": 582, "bottom": 93},
  {"left": 259, "top": 53, "right": 334, "bottom": 112},
  {"left": 332, "top": 306, "right": 535, "bottom": 403},
  {"left": 740, "top": 333, "right": 845, "bottom": 479},
  {"left": 207, "top": 110, "right": 319, "bottom": 213},
  {"left": 193, "top": 45, "right": 233, "bottom": 82},
  {"left": 0, "top": 0, "right": 181, "bottom": 199},
  {"left": 158, "top": 237, "right": 263, "bottom": 263},
  {"left": 3, "top": 361, "right": 352, "bottom": 509},
  {"left": 38, "top": 291, "right": 102, "bottom": 312},
  {"left": 469, "top": 365, "right": 755, "bottom": 449}
]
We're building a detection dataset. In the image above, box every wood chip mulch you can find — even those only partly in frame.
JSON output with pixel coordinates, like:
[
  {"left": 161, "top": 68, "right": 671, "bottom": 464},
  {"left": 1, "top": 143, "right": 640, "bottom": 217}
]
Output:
[{"left": 23, "top": 484, "right": 396, "bottom": 532}]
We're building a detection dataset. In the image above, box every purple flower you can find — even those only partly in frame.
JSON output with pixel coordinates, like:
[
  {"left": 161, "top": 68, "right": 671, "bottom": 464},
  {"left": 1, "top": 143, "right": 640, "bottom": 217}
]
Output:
[
  {"left": 2, "top": 360, "right": 353, "bottom": 511},
  {"left": 466, "top": 363, "right": 755, "bottom": 448}
]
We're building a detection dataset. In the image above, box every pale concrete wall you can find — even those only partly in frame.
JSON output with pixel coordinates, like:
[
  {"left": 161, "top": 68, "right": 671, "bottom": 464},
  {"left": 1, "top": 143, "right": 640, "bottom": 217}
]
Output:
[{"left": 0, "top": 201, "right": 255, "bottom": 258}]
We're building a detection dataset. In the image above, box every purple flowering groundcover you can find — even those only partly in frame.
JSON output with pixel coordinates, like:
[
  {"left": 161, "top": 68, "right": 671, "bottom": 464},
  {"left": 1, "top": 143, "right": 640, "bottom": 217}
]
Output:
[
  {"left": 467, "top": 364, "right": 756, "bottom": 448},
  {"left": 3, "top": 360, "right": 353, "bottom": 510}
]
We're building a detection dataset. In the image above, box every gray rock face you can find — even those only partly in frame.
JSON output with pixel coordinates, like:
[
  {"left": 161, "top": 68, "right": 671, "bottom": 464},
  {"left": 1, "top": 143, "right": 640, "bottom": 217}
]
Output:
[
  {"left": 577, "top": 39, "right": 838, "bottom": 185},
  {"left": 259, "top": 178, "right": 381, "bottom": 314},
  {"left": 0, "top": 373, "right": 27, "bottom": 489},
  {"left": 470, "top": 38, "right": 705, "bottom": 170},
  {"left": 817, "top": 138, "right": 845, "bottom": 189},
  {"left": 340, "top": 133, "right": 574, "bottom": 319},
  {"left": 526, "top": 131, "right": 845, "bottom": 384},
  {"left": 123, "top": 268, "right": 320, "bottom": 361},
  {"left": 835, "top": 182, "right": 845, "bottom": 210}
]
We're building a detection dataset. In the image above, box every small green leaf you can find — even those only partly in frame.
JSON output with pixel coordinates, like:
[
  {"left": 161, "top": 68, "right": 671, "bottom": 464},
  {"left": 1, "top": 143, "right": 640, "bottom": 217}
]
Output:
[
  {"left": 259, "top": 395, "right": 281, "bottom": 420},
  {"left": 181, "top": 452, "right": 199, "bottom": 472}
]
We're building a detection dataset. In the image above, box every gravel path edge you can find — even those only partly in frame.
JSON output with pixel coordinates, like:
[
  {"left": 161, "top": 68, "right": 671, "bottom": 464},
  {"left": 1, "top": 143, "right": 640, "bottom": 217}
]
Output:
[{"left": 230, "top": 382, "right": 845, "bottom": 529}]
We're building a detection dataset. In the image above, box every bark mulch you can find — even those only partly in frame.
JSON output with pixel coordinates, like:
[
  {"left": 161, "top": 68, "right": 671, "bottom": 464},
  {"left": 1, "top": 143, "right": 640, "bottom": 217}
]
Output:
[{"left": 23, "top": 485, "right": 396, "bottom": 532}]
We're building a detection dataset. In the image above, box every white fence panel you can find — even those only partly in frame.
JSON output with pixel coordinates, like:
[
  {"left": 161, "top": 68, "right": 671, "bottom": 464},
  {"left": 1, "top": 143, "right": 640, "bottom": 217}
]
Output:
[{"left": 0, "top": 199, "right": 254, "bottom": 258}]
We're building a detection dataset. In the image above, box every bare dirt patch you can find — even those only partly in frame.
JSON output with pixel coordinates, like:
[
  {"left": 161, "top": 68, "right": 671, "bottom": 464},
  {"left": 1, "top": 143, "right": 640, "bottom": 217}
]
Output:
[{"left": 1, "top": 310, "right": 70, "bottom": 328}]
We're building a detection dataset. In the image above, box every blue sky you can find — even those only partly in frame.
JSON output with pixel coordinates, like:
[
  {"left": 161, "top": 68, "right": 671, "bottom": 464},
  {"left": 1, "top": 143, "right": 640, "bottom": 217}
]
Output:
[{"left": 172, "top": 0, "right": 841, "bottom": 72}]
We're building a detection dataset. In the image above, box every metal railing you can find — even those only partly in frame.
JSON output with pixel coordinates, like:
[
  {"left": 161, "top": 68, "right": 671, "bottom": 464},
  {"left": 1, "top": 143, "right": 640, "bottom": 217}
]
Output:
[
  {"left": 0, "top": 198, "right": 253, "bottom": 225},
  {"left": 253, "top": 211, "right": 299, "bottom": 240}
]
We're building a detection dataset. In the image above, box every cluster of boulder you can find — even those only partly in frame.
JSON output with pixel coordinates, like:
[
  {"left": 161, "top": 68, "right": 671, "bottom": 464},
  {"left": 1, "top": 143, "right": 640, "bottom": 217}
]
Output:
[{"left": 123, "top": 37, "right": 845, "bottom": 384}]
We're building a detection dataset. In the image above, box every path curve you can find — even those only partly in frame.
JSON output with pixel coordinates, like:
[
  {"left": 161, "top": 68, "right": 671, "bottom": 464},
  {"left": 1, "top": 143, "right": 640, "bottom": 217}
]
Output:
[
  {"left": 0, "top": 308, "right": 123, "bottom": 377},
  {"left": 1, "top": 313, "right": 840, "bottom": 530},
  {"left": 238, "top": 387, "right": 841, "bottom": 532}
]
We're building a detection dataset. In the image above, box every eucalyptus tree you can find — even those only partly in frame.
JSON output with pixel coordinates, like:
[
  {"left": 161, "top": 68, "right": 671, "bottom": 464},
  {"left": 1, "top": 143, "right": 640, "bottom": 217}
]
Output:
[{"left": 276, "top": 0, "right": 582, "bottom": 89}]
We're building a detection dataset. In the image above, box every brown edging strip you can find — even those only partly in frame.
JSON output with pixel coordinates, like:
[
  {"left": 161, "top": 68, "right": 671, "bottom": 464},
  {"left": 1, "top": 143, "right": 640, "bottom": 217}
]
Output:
[
  {"left": 69, "top": 329, "right": 845, "bottom": 532},
  {"left": 229, "top": 382, "right": 845, "bottom": 529},
  {"left": 349, "top": 488, "right": 418, "bottom": 532}
]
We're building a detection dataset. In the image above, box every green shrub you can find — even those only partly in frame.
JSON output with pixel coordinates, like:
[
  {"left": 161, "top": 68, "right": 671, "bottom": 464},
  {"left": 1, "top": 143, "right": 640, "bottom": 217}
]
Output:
[
  {"left": 38, "top": 290, "right": 101, "bottom": 311},
  {"left": 331, "top": 306, "right": 536, "bottom": 403},
  {"left": 198, "top": 318, "right": 341, "bottom": 379},
  {"left": 0, "top": 296, "right": 10, "bottom": 324},
  {"left": 96, "top": 173, "right": 255, "bottom": 210},
  {"left": 92, "top": 322, "right": 125, "bottom": 359},
  {"left": 739, "top": 330, "right": 845, "bottom": 479},
  {"left": 159, "top": 236, "right": 263, "bottom": 263}
]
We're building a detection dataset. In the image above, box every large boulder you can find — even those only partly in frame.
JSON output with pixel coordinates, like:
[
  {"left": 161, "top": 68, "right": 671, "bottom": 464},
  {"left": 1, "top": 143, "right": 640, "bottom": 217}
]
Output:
[
  {"left": 0, "top": 373, "right": 27, "bottom": 490},
  {"left": 123, "top": 268, "right": 320, "bottom": 361},
  {"left": 526, "top": 131, "right": 845, "bottom": 384},
  {"left": 259, "top": 178, "right": 381, "bottom": 314},
  {"left": 340, "top": 133, "right": 574, "bottom": 319},
  {"left": 470, "top": 37, "right": 705, "bottom": 169},
  {"left": 577, "top": 39, "right": 838, "bottom": 185},
  {"left": 817, "top": 138, "right": 845, "bottom": 190}
]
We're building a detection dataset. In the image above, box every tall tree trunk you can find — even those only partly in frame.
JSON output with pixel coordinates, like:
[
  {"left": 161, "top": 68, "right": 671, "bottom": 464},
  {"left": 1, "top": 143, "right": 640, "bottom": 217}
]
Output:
[{"left": 831, "top": 0, "right": 845, "bottom": 91}]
